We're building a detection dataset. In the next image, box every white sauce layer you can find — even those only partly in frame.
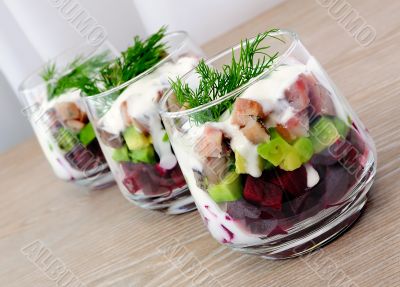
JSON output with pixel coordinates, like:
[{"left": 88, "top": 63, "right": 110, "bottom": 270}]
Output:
[
  {"left": 305, "top": 164, "right": 320, "bottom": 188},
  {"left": 99, "top": 56, "right": 198, "bottom": 169}
]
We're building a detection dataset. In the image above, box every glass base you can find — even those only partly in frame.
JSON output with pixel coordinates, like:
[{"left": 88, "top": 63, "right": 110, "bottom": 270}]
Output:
[
  {"left": 233, "top": 159, "right": 376, "bottom": 259},
  {"left": 122, "top": 186, "right": 196, "bottom": 215},
  {"left": 262, "top": 197, "right": 366, "bottom": 259},
  {"left": 73, "top": 169, "right": 115, "bottom": 190}
]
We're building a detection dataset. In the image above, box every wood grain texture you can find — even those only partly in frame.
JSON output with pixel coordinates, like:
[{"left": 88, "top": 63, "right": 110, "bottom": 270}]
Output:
[{"left": 0, "top": 0, "right": 399, "bottom": 286}]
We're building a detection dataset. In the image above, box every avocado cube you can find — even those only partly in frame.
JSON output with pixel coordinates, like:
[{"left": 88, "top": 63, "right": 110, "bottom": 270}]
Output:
[
  {"left": 310, "top": 117, "right": 340, "bottom": 153},
  {"left": 56, "top": 128, "right": 76, "bottom": 152},
  {"left": 129, "top": 145, "right": 156, "bottom": 164},
  {"left": 123, "top": 126, "right": 151, "bottom": 151},
  {"left": 293, "top": 137, "right": 313, "bottom": 163},
  {"left": 235, "top": 151, "right": 247, "bottom": 174},
  {"left": 279, "top": 148, "right": 302, "bottom": 171},
  {"left": 257, "top": 137, "right": 292, "bottom": 166},
  {"left": 208, "top": 172, "right": 242, "bottom": 203},
  {"left": 333, "top": 117, "right": 349, "bottom": 138},
  {"left": 112, "top": 145, "right": 130, "bottom": 162},
  {"left": 235, "top": 150, "right": 266, "bottom": 174},
  {"left": 78, "top": 122, "right": 96, "bottom": 146}
]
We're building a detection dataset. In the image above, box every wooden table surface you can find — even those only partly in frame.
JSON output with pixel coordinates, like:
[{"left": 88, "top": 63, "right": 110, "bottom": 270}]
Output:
[{"left": 1, "top": 0, "right": 399, "bottom": 286}]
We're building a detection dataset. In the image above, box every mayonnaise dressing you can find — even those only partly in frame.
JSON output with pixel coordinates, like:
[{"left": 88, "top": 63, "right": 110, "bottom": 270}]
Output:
[
  {"left": 305, "top": 163, "right": 320, "bottom": 188},
  {"left": 171, "top": 134, "right": 263, "bottom": 245},
  {"left": 99, "top": 56, "right": 198, "bottom": 169}
]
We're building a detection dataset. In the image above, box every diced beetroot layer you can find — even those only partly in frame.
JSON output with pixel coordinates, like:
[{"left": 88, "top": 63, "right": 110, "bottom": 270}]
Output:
[
  {"left": 121, "top": 162, "right": 186, "bottom": 196},
  {"left": 225, "top": 124, "right": 367, "bottom": 236},
  {"left": 269, "top": 166, "right": 308, "bottom": 198},
  {"left": 243, "top": 176, "right": 283, "bottom": 210},
  {"left": 227, "top": 200, "right": 261, "bottom": 219}
]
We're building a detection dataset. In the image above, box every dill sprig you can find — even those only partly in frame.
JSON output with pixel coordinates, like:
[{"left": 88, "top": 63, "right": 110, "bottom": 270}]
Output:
[
  {"left": 42, "top": 26, "right": 167, "bottom": 100},
  {"left": 93, "top": 26, "right": 168, "bottom": 94},
  {"left": 42, "top": 52, "right": 110, "bottom": 100},
  {"left": 170, "top": 28, "right": 281, "bottom": 124}
]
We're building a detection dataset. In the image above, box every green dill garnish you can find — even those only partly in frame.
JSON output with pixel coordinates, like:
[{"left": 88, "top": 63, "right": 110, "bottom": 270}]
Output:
[
  {"left": 170, "top": 28, "right": 281, "bottom": 124},
  {"left": 42, "top": 52, "right": 110, "bottom": 100},
  {"left": 96, "top": 26, "right": 167, "bottom": 92},
  {"left": 42, "top": 26, "right": 168, "bottom": 100}
]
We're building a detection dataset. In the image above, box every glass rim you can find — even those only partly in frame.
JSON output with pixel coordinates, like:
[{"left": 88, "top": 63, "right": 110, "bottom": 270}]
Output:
[
  {"left": 18, "top": 41, "right": 116, "bottom": 95},
  {"left": 81, "top": 31, "right": 190, "bottom": 101},
  {"left": 159, "top": 29, "right": 299, "bottom": 119}
]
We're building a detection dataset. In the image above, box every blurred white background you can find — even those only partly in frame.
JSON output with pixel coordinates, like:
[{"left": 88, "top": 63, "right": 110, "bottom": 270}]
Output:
[{"left": 0, "top": 0, "right": 282, "bottom": 153}]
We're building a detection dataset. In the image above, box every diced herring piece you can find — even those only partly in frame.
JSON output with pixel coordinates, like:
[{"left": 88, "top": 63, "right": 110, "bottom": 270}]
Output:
[
  {"left": 277, "top": 110, "right": 309, "bottom": 141},
  {"left": 120, "top": 100, "right": 149, "bottom": 133},
  {"left": 306, "top": 74, "right": 336, "bottom": 117},
  {"left": 197, "top": 126, "right": 223, "bottom": 158},
  {"left": 240, "top": 119, "right": 269, "bottom": 144},
  {"left": 204, "top": 156, "right": 229, "bottom": 185},
  {"left": 97, "top": 128, "right": 124, "bottom": 148},
  {"left": 231, "top": 98, "right": 265, "bottom": 126},
  {"left": 65, "top": 119, "right": 85, "bottom": 133},
  {"left": 285, "top": 74, "right": 310, "bottom": 111},
  {"left": 121, "top": 100, "right": 133, "bottom": 126},
  {"left": 54, "top": 102, "right": 81, "bottom": 121}
]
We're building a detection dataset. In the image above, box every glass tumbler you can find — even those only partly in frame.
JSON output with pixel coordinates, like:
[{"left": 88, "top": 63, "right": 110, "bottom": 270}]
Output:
[
  {"left": 18, "top": 43, "right": 117, "bottom": 189},
  {"left": 83, "top": 32, "right": 203, "bottom": 214},
  {"left": 160, "top": 30, "right": 376, "bottom": 258}
]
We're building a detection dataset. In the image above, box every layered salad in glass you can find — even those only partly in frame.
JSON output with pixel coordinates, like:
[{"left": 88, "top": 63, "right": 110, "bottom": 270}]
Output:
[
  {"left": 83, "top": 28, "right": 203, "bottom": 213},
  {"left": 19, "top": 45, "right": 116, "bottom": 189},
  {"left": 160, "top": 29, "right": 376, "bottom": 258}
]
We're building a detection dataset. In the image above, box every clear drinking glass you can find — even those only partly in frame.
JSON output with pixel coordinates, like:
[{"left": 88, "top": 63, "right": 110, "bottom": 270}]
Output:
[
  {"left": 160, "top": 30, "right": 376, "bottom": 258},
  {"left": 18, "top": 43, "right": 117, "bottom": 189},
  {"left": 83, "top": 32, "right": 203, "bottom": 214}
]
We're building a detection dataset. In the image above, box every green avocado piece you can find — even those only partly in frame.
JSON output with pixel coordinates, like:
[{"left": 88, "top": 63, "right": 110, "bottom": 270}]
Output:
[
  {"left": 129, "top": 145, "right": 156, "bottom": 164},
  {"left": 235, "top": 151, "right": 265, "bottom": 174},
  {"left": 235, "top": 151, "right": 247, "bottom": 174},
  {"left": 332, "top": 117, "right": 349, "bottom": 138},
  {"left": 78, "top": 122, "right": 96, "bottom": 146},
  {"left": 55, "top": 127, "right": 76, "bottom": 152},
  {"left": 279, "top": 148, "right": 302, "bottom": 171},
  {"left": 112, "top": 145, "right": 130, "bottom": 162},
  {"left": 293, "top": 137, "right": 313, "bottom": 163},
  {"left": 257, "top": 136, "right": 292, "bottom": 166},
  {"left": 208, "top": 172, "right": 242, "bottom": 203},
  {"left": 123, "top": 126, "right": 151, "bottom": 151},
  {"left": 310, "top": 117, "right": 340, "bottom": 153}
]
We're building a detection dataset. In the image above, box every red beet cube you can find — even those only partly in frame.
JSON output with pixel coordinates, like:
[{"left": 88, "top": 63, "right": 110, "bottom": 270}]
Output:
[
  {"left": 323, "top": 165, "right": 350, "bottom": 207},
  {"left": 243, "top": 176, "right": 283, "bottom": 210},
  {"left": 269, "top": 166, "right": 308, "bottom": 198}
]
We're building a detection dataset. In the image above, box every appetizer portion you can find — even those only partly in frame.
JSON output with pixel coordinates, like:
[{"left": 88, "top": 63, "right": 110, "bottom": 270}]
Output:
[
  {"left": 83, "top": 28, "right": 201, "bottom": 213},
  {"left": 20, "top": 51, "right": 114, "bottom": 188},
  {"left": 162, "top": 29, "right": 375, "bottom": 252}
]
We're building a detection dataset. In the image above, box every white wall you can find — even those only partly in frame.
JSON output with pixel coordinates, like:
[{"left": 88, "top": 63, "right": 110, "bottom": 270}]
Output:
[
  {"left": 0, "top": 0, "right": 147, "bottom": 153},
  {"left": 133, "top": 0, "right": 282, "bottom": 45},
  {"left": 0, "top": 0, "right": 282, "bottom": 153},
  {"left": 0, "top": 72, "right": 33, "bottom": 153},
  {"left": 0, "top": 1, "right": 43, "bottom": 93}
]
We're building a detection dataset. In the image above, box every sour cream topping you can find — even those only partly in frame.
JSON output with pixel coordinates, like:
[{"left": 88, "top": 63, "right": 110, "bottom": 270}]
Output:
[{"left": 99, "top": 56, "right": 198, "bottom": 169}]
